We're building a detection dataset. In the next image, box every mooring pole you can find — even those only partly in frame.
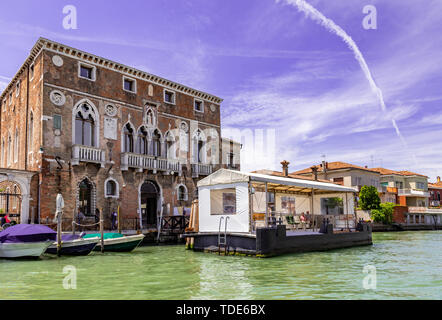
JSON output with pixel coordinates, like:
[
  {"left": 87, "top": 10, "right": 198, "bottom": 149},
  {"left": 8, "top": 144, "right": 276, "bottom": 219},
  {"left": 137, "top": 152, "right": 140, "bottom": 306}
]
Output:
[
  {"left": 57, "top": 210, "right": 62, "bottom": 257},
  {"left": 56, "top": 193, "right": 64, "bottom": 257},
  {"left": 100, "top": 208, "right": 104, "bottom": 253}
]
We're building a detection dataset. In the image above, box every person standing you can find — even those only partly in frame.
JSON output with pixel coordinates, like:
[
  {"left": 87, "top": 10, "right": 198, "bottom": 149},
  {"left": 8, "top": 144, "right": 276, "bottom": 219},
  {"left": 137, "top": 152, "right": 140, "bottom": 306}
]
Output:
[{"left": 111, "top": 209, "right": 118, "bottom": 230}]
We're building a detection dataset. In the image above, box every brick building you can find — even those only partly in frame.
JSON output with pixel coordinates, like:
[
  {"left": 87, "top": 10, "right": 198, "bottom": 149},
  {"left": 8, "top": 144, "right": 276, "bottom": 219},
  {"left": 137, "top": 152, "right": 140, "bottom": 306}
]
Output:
[
  {"left": 429, "top": 176, "right": 442, "bottom": 207},
  {"left": 0, "top": 38, "right": 240, "bottom": 229}
]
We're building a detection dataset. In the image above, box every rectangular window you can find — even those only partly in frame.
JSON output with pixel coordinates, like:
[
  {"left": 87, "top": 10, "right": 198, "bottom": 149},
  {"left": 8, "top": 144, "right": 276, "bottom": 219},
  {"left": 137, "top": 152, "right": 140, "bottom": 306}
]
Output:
[
  {"left": 164, "top": 90, "right": 176, "bottom": 104},
  {"left": 123, "top": 77, "right": 136, "bottom": 93},
  {"left": 210, "top": 188, "right": 237, "bottom": 215},
  {"left": 81, "top": 66, "right": 93, "bottom": 79},
  {"left": 194, "top": 99, "right": 204, "bottom": 112},
  {"left": 53, "top": 115, "right": 62, "bottom": 130},
  {"left": 78, "top": 63, "right": 96, "bottom": 81},
  {"left": 333, "top": 177, "right": 344, "bottom": 185}
]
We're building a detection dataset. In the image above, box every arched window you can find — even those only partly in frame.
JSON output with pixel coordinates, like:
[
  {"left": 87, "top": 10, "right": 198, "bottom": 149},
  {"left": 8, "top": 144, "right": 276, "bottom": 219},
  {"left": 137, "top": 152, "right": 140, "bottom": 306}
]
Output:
[
  {"left": 7, "top": 134, "right": 12, "bottom": 166},
  {"left": 151, "top": 129, "right": 161, "bottom": 157},
  {"left": 78, "top": 179, "right": 93, "bottom": 216},
  {"left": 136, "top": 126, "right": 148, "bottom": 154},
  {"left": 1, "top": 139, "right": 4, "bottom": 167},
  {"left": 192, "top": 129, "right": 206, "bottom": 163},
  {"left": 177, "top": 184, "right": 188, "bottom": 201},
  {"left": 14, "top": 129, "right": 19, "bottom": 163},
  {"left": 104, "top": 179, "right": 118, "bottom": 199},
  {"left": 75, "top": 104, "right": 96, "bottom": 146},
  {"left": 28, "top": 112, "right": 33, "bottom": 153},
  {"left": 165, "top": 131, "right": 175, "bottom": 159},
  {"left": 123, "top": 123, "right": 134, "bottom": 153},
  {"left": 106, "top": 180, "right": 116, "bottom": 196}
]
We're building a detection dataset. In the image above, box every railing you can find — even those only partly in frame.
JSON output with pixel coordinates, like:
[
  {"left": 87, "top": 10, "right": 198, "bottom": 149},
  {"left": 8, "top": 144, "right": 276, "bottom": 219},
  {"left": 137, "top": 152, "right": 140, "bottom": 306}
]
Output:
[
  {"left": 160, "top": 215, "right": 189, "bottom": 232},
  {"left": 381, "top": 186, "right": 398, "bottom": 193},
  {"left": 253, "top": 212, "right": 356, "bottom": 231},
  {"left": 408, "top": 206, "right": 442, "bottom": 214},
  {"left": 398, "top": 189, "right": 430, "bottom": 197},
  {"left": 72, "top": 145, "right": 105, "bottom": 167},
  {"left": 191, "top": 163, "right": 213, "bottom": 177},
  {"left": 121, "top": 153, "right": 181, "bottom": 174}
]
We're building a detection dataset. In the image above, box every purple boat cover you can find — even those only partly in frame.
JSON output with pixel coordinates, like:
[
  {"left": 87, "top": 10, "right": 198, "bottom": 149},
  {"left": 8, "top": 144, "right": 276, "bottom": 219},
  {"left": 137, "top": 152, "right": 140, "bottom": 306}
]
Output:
[
  {"left": 61, "top": 234, "right": 81, "bottom": 241},
  {"left": 0, "top": 224, "right": 57, "bottom": 243}
]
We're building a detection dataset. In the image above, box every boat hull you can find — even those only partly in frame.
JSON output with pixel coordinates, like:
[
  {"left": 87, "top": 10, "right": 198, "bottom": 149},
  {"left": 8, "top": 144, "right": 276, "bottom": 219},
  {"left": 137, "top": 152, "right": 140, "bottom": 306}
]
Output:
[
  {"left": 0, "top": 241, "right": 52, "bottom": 259},
  {"left": 94, "top": 234, "right": 145, "bottom": 252},
  {"left": 46, "top": 238, "right": 99, "bottom": 256}
]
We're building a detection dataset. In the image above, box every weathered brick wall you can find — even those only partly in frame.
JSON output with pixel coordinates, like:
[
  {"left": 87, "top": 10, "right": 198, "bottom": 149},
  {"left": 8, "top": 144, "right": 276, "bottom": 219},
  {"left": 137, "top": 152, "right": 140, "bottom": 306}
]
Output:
[{"left": 393, "top": 205, "right": 407, "bottom": 223}]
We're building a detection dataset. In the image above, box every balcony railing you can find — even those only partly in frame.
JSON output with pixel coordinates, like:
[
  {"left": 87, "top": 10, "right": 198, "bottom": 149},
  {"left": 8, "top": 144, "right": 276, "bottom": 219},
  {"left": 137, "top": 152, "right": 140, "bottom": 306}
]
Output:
[
  {"left": 72, "top": 145, "right": 106, "bottom": 167},
  {"left": 408, "top": 206, "right": 442, "bottom": 214},
  {"left": 398, "top": 189, "right": 430, "bottom": 197},
  {"left": 191, "top": 163, "right": 213, "bottom": 178},
  {"left": 121, "top": 153, "right": 181, "bottom": 174}
]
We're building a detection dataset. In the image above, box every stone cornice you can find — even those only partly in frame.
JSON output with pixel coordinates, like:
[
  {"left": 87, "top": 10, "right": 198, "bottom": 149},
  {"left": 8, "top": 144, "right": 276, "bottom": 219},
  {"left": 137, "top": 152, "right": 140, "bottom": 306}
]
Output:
[{"left": 1, "top": 37, "right": 224, "bottom": 105}]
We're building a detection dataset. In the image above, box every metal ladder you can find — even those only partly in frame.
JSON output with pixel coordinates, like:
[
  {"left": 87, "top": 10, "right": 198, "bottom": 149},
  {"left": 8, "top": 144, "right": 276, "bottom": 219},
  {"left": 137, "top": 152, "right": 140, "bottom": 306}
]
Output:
[{"left": 218, "top": 216, "right": 229, "bottom": 255}]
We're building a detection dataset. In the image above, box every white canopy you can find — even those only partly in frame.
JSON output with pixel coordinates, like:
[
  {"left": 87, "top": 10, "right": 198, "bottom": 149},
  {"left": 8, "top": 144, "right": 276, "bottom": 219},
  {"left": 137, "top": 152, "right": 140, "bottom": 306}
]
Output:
[{"left": 197, "top": 169, "right": 357, "bottom": 194}]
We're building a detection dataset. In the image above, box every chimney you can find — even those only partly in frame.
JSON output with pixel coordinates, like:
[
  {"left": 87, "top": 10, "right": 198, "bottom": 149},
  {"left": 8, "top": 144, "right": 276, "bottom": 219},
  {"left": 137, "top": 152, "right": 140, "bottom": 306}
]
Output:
[
  {"left": 322, "top": 161, "right": 328, "bottom": 179},
  {"left": 281, "top": 160, "right": 290, "bottom": 177},
  {"left": 311, "top": 166, "right": 318, "bottom": 181},
  {"left": 438, "top": 176, "right": 441, "bottom": 183}
]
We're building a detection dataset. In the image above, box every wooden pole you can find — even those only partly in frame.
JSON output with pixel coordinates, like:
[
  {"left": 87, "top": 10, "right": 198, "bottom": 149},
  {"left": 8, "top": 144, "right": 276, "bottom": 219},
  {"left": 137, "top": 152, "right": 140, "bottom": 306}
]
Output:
[
  {"left": 265, "top": 182, "right": 268, "bottom": 228},
  {"left": 57, "top": 211, "right": 62, "bottom": 257},
  {"left": 311, "top": 188, "right": 315, "bottom": 231},
  {"left": 100, "top": 208, "right": 104, "bottom": 253}
]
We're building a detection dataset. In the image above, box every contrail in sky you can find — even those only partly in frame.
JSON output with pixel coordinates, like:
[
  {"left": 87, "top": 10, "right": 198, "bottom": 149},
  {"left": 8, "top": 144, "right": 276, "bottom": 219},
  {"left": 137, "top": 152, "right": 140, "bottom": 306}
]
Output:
[{"left": 283, "top": 0, "right": 413, "bottom": 160}]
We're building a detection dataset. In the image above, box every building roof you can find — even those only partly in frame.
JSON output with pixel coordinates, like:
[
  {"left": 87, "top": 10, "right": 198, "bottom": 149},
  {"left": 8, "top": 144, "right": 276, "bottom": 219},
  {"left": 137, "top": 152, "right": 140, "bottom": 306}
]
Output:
[
  {"left": 291, "top": 161, "right": 378, "bottom": 175},
  {"left": 0, "top": 37, "right": 223, "bottom": 104},
  {"left": 429, "top": 181, "right": 442, "bottom": 189},
  {"left": 370, "top": 168, "right": 428, "bottom": 178},
  {"left": 252, "top": 169, "right": 333, "bottom": 184},
  {"left": 198, "top": 169, "right": 357, "bottom": 194}
]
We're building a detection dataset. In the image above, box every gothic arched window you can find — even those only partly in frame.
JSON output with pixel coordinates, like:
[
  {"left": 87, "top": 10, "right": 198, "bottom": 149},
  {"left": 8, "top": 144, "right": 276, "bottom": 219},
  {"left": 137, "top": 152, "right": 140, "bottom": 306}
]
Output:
[
  {"left": 75, "top": 104, "right": 96, "bottom": 146},
  {"left": 136, "top": 127, "right": 148, "bottom": 155},
  {"left": 151, "top": 129, "right": 161, "bottom": 157},
  {"left": 123, "top": 123, "right": 134, "bottom": 153}
]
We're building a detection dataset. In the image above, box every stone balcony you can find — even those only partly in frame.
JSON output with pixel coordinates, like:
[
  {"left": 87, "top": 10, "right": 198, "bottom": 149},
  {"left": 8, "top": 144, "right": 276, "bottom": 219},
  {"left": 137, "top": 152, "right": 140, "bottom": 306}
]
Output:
[
  {"left": 121, "top": 153, "right": 182, "bottom": 175},
  {"left": 191, "top": 163, "right": 213, "bottom": 178},
  {"left": 72, "top": 145, "right": 106, "bottom": 167}
]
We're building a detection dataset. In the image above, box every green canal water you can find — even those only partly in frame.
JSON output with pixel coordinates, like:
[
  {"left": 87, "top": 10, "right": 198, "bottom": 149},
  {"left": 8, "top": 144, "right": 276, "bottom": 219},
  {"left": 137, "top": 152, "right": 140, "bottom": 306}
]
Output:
[{"left": 0, "top": 231, "right": 440, "bottom": 300}]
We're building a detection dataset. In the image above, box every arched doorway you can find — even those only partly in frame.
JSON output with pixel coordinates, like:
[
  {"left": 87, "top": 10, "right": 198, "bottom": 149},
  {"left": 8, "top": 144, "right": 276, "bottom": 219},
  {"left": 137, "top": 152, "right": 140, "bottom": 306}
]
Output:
[
  {"left": 78, "top": 178, "right": 94, "bottom": 216},
  {"left": 0, "top": 182, "right": 22, "bottom": 224},
  {"left": 140, "top": 181, "right": 159, "bottom": 228}
]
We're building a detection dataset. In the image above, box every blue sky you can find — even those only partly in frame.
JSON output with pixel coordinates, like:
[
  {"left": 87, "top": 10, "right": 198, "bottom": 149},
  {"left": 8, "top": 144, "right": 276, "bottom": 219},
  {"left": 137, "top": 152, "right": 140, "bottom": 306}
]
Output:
[{"left": 1, "top": 0, "right": 441, "bottom": 181}]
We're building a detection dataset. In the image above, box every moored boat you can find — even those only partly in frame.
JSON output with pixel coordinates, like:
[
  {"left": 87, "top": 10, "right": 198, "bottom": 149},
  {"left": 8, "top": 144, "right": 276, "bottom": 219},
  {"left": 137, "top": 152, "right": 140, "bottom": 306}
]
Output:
[
  {"left": 45, "top": 234, "right": 99, "bottom": 256},
  {"left": 83, "top": 233, "right": 145, "bottom": 252},
  {"left": 0, "top": 224, "right": 56, "bottom": 259}
]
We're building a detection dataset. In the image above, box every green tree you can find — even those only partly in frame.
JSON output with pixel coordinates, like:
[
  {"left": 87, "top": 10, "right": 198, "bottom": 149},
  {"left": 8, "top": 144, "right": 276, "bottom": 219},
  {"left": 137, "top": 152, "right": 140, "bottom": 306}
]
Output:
[
  {"left": 359, "top": 185, "right": 381, "bottom": 210},
  {"left": 371, "top": 202, "right": 395, "bottom": 224}
]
